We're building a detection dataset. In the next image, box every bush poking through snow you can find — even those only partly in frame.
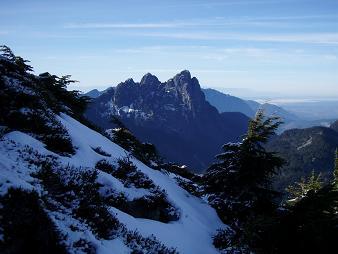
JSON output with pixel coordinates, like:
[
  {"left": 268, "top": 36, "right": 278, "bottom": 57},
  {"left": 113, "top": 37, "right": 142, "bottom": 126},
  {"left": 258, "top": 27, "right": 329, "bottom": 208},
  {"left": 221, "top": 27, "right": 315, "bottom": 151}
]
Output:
[
  {"left": 174, "top": 177, "right": 203, "bottom": 197},
  {"left": 75, "top": 202, "right": 120, "bottom": 239},
  {"left": 95, "top": 159, "right": 116, "bottom": 174},
  {"left": 34, "top": 160, "right": 121, "bottom": 239},
  {"left": 111, "top": 156, "right": 156, "bottom": 189},
  {"left": 72, "top": 238, "right": 96, "bottom": 254},
  {"left": 106, "top": 188, "right": 180, "bottom": 223},
  {"left": 123, "top": 229, "right": 178, "bottom": 254},
  {"left": 96, "top": 157, "right": 180, "bottom": 222},
  {"left": 126, "top": 189, "right": 180, "bottom": 223},
  {"left": 0, "top": 188, "right": 67, "bottom": 254},
  {"left": 92, "top": 146, "right": 111, "bottom": 157},
  {"left": 159, "top": 163, "right": 198, "bottom": 181}
]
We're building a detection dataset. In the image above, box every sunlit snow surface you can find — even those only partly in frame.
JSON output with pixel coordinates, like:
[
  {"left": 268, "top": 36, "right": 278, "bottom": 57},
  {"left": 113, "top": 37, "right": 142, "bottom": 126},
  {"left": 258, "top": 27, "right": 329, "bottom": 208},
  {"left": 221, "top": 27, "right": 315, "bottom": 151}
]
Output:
[{"left": 0, "top": 113, "right": 225, "bottom": 254}]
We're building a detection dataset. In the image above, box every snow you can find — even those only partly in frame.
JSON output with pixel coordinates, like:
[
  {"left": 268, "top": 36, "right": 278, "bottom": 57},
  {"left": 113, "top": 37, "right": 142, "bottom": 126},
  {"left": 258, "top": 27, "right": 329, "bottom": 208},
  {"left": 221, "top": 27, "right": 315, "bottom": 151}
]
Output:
[
  {"left": 97, "top": 171, "right": 152, "bottom": 200},
  {"left": 0, "top": 132, "right": 47, "bottom": 195},
  {"left": 297, "top": 136, "right": 313, "bottom": 150},
  {"left": 0, "top": 113, "right": 225, "bottom": 253},
  {"left": 100, "top": 238, "right": 130, "bottom": 254}
]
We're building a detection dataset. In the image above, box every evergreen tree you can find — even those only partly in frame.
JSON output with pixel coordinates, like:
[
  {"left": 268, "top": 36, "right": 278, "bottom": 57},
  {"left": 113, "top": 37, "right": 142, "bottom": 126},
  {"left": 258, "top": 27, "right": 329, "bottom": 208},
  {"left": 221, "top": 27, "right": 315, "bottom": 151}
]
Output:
[
  {"left": 0, "top": 45, "right": 15, "bottom": 60},
  {"left": 14, "top": 56, "right": 33, "bottom": 73},
  {"left": 262, "top": 151, "right": 338, "bottom": 254},
  {"left": 268, "top": 178, "right": 338, "bottom": 254},
  {"left": 334, "top": 149, "right": 338, "bottom": 184},
  {"left": 286, "top": 170, "right": 323, "bottom": 204},
  {"left": 204, "top": 110, "right": 285, "bottom": 251},
  {"left": 204, "top": 110, "right": 285, "bottom": 218},
  {"left": 1, "top": 45, "right": 33, "bottom": 73}
]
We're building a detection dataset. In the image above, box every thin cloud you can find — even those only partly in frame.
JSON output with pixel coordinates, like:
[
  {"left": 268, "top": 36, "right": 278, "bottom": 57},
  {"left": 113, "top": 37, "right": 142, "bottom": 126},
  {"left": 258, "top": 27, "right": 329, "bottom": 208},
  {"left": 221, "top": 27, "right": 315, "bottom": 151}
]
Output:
[
  {"left": 134, "top": 32, "right": 338, "bottom": 45},
  {"left": 65, "top": 22, "right": 188, "bottom": 29},
  {"left": 64, "top": 14, "right": 338, "bottom": 31},
  {"left": 165, "top": 0, "right": 287, "bottom": 8}
]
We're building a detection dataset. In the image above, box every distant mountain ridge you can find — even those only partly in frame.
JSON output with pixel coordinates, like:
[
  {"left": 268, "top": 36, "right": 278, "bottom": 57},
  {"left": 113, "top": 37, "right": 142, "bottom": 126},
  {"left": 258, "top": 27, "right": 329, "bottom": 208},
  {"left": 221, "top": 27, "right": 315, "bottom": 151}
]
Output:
[
  {"left": 202, "top": 88, "right": 335, "bottom": 133},
  {"left": 85, "top": 88, "right": 102, "bottom": 98},
  {"left": 202, "top": 88, "right": 255, "bottom": 117},
  {"left": 266, "top": 122, "right": 338, "bottom": 192},
  {"left": 85, "top": 71, "right": 249, "bottom": 172},
  {"left": 203, "top": 88, "right": 299, "bottom": 120}
]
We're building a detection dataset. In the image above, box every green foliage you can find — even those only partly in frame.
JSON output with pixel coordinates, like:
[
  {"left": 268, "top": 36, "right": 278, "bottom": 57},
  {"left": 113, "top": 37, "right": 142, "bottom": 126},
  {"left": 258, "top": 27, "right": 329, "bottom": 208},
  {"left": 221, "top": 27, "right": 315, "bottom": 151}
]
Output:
[
  {"left": 286, "top": 170, "right": 323, "bottom": 204},
  {"left": 0, "top": 188, "right": 67, "bottom": 254}
]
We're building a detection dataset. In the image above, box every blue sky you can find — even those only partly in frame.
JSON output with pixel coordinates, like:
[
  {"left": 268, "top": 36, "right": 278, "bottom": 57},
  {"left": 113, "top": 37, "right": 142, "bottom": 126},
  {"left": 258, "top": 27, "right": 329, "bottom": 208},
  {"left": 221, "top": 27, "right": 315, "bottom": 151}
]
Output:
[{"left": 1, "top": 0, "right": 338, "bottom": 98}]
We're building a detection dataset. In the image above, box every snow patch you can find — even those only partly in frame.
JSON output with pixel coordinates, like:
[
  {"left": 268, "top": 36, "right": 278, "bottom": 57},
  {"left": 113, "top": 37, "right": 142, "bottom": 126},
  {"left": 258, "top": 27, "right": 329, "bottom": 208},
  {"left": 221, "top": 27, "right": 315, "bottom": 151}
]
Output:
[{"left": 297, "top": 136, "right": 313, "bottom": 150}]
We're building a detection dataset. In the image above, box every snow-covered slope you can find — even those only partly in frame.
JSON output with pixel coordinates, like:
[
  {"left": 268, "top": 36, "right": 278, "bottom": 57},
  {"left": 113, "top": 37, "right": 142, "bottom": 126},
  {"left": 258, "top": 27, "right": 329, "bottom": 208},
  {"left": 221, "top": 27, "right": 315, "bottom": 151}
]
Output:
[
  {"left": 0, "top": 113, "right": 225, "bottom": 253},
  {"left": 0, "top": 46, "right": 227, "bottom": 253}
]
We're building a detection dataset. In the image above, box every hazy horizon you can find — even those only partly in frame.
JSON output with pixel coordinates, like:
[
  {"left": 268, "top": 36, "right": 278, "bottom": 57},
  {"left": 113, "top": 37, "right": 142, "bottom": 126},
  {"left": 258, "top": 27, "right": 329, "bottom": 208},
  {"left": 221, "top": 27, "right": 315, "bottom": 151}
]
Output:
[{"left": 1, "top": 0, "right": 338, "bottom": 97}]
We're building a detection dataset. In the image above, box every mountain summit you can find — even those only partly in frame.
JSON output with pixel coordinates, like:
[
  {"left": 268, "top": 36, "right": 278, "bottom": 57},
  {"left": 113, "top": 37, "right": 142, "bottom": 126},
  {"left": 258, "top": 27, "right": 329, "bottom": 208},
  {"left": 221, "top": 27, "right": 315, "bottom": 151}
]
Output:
[{"left": 85, "top": 71, "right": 249, "bottom": 171}]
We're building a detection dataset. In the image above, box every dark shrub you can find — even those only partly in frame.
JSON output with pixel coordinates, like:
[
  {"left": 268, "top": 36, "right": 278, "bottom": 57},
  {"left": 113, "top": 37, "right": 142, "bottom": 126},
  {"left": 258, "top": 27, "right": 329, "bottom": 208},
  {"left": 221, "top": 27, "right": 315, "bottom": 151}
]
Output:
[
  {"left": 114, "top": 157, "right": 155, "bottom": 189},
  {"left": 95, "top": 159, "right": 115, "bottom": 174},
  {"left": 174, "top": 177, "right": 202, "bottom": 197},
  {"left": 124, "top": 230, "right": 178, "bottom": 254},
  {"left": 92, "top": 146, "right": 111, "bottom": 157},
  {"left": 34, "top": 161, "right": 121, "bottom": 240},
  {"left": 120, "top": 189, "right": 179, "bottom": 223},
  {"left": 0, "top": 188, "right": 67, "bottom": 254},
  {"left": 75, "top": 201, "right": 120, "bottom": 239},
  {"left": 73, "top": 238, "right": 96, "bottom": 254}
]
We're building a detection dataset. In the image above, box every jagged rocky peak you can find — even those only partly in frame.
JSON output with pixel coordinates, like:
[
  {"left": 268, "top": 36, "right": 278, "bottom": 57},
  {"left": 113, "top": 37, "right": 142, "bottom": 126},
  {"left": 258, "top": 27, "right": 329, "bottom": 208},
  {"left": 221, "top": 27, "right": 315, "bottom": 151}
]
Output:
[
  {"left": 113, "top": 78, "right": 139, "bottom": 106},
  {"left": 169, "top": 70, "right": 205, "bottom": 108},
  {"left": 85, "top": 69, "right": 249, "bottom": 171},
  {"left": 174, "top": 70, "right": 192, "bottom": 83},
  {"left": 140, "top": 72, "right": 160, "bottom": 86},
  {"left": 177, "top": 70, "right": 201, "bottom": 90},
  {"left": 122, "top": 78, "right": 136, "bottom": 86}
]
